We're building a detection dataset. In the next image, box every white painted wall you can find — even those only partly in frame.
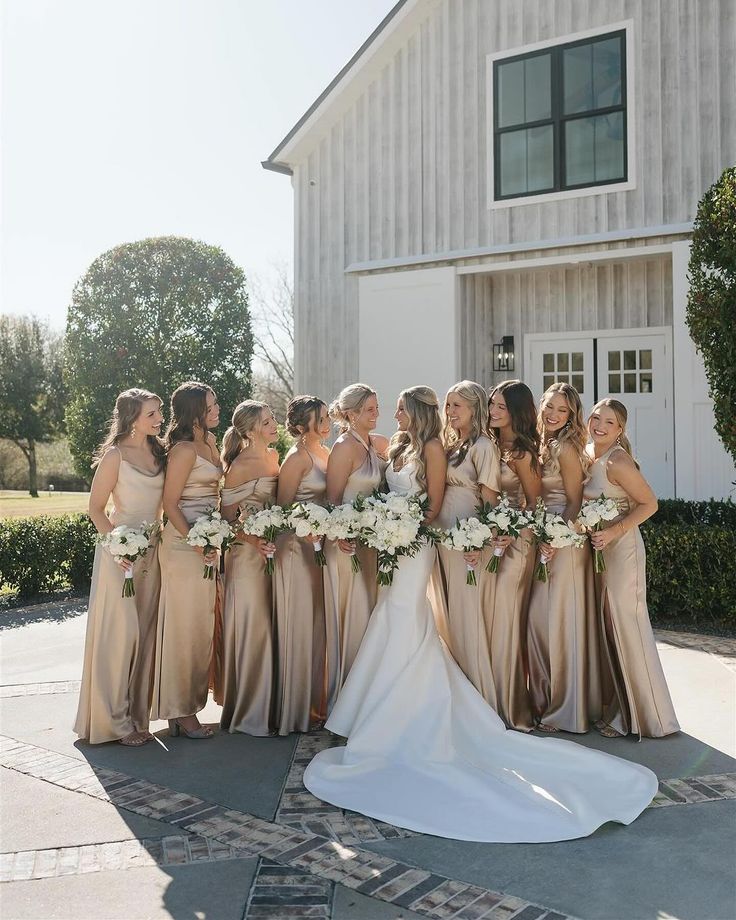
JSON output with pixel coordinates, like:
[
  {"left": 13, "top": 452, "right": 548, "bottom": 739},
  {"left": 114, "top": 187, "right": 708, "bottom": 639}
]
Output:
[
  {"left": 358, "top": 266, "right": 458, "bottom": 429},
  {"left": 672, "top": 241, "right": 735, "bottom": 500}
]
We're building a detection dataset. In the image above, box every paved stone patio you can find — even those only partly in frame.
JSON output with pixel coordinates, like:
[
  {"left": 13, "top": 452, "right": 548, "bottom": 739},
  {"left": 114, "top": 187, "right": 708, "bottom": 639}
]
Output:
[{"left": 0, "top": 600, "right": 734, "bottom": 919}]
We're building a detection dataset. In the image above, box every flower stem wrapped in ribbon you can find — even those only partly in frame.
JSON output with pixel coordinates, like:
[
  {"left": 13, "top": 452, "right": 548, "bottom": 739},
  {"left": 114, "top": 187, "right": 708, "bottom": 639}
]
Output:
[
  {"left": 440, "top": 516, "right": 493, "bottom": 586},
  {"left": 100, "top": 522, "right": 157, "bottom": 597},
  {"left": 359, "top": 490, "right": 428, "bottom": 586},
  {"left": 528, "top": 497, "right": 586, "bottom": 582},
  {"left": 186, "top": 509, "right": 238, "bottom": 579},
  {"left": 478, "top": 496, "right": 533, "bottom": 574},
  {"left": 287, "top": 501, "right": 331, "bottom": 566},
  {"left": 240, "top": 504, "right": 289, "bottom": 575},
  {"left": 577, "top": 494, "right": 621, "bottom": 574}
]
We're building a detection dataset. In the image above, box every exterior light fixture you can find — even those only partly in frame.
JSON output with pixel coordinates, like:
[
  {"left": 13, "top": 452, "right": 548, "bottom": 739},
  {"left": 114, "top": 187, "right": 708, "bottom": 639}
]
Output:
[{"left": 493, "top": 335, "right": 515, "bottom": 372}]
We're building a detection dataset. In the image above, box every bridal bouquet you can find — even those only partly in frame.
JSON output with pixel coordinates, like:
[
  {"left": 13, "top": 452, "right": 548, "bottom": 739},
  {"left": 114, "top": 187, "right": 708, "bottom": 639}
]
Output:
[
  {"left": 186, "top": 509, "right": 238, "bottom": 580},
  {"left": 528, "top": 498, "right": 586, "bottom": 582},
  {"left": 288, "top": 501, "right": 330, "bottom": 566},
  {"left": 441, "top": 516, "right": 493, "bottom": 586},
  {"left": 360, "top": 491, "right": 427, "bottom": 586},
  {"left": 100, "top": 523, "right": 156, "bottom": 597},
  {"left": 577, "top": 495, "right": 621, "bottom": 574},
  {"left": 325, "top": 497, "right": 368, "bottom": 573},
  {"left": 479, "top": 496, "right": 532, "bottom": 574},
  {"left": 240, "top": 504, "right": 289, "bottom": 575}
]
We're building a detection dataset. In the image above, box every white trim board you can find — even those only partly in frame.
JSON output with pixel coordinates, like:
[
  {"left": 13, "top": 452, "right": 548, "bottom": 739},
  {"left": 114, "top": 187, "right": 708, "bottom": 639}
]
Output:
[
  {"left": 485, "top": 19, "right": 636, "bottom": 210},
  {"left": 456, "top": 245, "right": 672, "bottom": 276}
]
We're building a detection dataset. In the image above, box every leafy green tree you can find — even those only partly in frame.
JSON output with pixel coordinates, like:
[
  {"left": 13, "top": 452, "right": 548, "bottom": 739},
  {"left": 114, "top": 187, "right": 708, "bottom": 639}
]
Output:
[
  {"left": 687, "top": 167, "right": 736, "bottom": 464},
  {"left": 65, "top": 236, "right": 253, "bottom": 478},
  {"left": 0, "top": 315, "right": 66, "bottom": 497}
]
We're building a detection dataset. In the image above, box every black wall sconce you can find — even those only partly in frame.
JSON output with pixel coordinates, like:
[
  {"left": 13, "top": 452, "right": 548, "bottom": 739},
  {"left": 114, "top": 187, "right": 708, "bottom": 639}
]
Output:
[{"left": 493, "top": 335, "right": 515, "bottom": 372}]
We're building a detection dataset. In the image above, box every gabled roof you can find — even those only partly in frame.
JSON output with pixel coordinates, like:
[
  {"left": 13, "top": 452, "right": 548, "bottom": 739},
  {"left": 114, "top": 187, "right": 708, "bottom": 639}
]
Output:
[{"left": 262, "top": 0, "right": 419, "bottom": 175}]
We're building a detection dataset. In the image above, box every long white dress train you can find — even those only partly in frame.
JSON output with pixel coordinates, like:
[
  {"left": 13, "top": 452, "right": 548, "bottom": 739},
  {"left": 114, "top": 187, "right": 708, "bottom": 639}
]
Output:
[{"left": 303, "top": 463, "right": 658, "bottom": 843}]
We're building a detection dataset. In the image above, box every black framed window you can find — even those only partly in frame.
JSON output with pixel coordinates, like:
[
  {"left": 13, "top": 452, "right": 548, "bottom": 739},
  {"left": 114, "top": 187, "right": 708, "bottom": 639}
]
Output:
[{"left": 493, "top": 30, "right": 627, "bottom": 200}]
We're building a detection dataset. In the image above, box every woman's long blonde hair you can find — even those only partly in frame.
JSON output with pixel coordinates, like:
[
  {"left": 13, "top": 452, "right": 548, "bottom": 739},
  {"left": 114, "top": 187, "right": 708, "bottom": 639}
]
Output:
[
  {"left": 328, "top": 383, "right": 376, "bottom": 432},
  {"left": 538, "top": 382, "right": 589, "bottom": 475},
  {"left": 588, "top": 398, "right": 639, "bottom": 468},
  {"left": 221, "top": 400, "right": 270, "bottom": 472},
  {"left": 441, "top": 380, "right": 490, "bottom": 467},
  {"left": 387, "top": 385, "right": 441, "bottom": 491},
  {"left": 92, "top": 388, "right": 166, "bottom": 471}
]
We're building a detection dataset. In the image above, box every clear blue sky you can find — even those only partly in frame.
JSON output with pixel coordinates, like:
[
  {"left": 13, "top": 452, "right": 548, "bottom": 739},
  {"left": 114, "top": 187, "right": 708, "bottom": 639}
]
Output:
[{"left": 1, "top": 0, "right": 396, "bottom": 328}]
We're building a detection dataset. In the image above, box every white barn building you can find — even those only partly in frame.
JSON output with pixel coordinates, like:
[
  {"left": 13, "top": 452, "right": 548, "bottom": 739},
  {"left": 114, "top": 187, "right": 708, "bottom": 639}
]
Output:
[{"left": 263, "top": 0, "right": 735, "bottom": 499}]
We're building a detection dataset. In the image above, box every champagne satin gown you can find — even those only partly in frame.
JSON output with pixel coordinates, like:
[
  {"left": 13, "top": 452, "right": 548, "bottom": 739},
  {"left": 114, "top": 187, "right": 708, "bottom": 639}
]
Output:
[
  {"left": 527, "top": 461, "right": 601, "bottom": 732},
  {"left": 74, "top": 458, "right": 163, "bottom": 743},
  {"left": 274, "top": 452, "right": 328, "bottom": 735},
  {"left": 151, "top": 455, "right": 221, "bottom": 722},
  {"left": 219, "top": 476, "right": 277, "bottom": 736},
  {"left": 431, "top": 436, "right": 501, "bottom": 699},
  {"left": 481, "top": 460, "right": 535, "bottom": 730},
  {"left": 585, "top": 447, "right": 679, "bottom": 738},
  {"left": 323, "top": 431, "right": 385, "bottom": 711}
]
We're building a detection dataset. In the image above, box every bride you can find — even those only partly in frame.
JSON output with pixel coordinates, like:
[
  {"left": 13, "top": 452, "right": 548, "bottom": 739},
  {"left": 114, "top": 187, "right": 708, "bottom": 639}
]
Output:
[{"left": 304, "top": 385, "right": 658, "bottom": 843}]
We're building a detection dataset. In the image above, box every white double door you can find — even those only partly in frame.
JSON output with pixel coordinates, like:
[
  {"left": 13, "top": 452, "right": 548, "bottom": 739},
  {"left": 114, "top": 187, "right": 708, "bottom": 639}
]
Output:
[{"left": 526, "top": 328, "right": 674, "bottom": 497}]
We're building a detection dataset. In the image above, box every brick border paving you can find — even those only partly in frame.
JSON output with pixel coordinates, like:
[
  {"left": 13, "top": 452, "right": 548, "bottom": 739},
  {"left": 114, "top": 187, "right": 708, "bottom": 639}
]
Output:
[
  {"left": 0, "top": 834, "right": 250, "bottom": 882},
  {"left": 655, "top": 629, "right": 736, "bottom": 672},
  {"left": 0, "top": 735, "right": 574, "bottom": 920},
  {"left": 0, "top": 680, "right": 81, "bottom": 698},
  {"left": 244, "top": 858, "right": 334, "bottom": 919}
]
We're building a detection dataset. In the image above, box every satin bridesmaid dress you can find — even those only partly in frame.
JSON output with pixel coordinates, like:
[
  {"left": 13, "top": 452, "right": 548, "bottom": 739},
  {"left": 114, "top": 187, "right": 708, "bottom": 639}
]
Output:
[
  {"left": 584, "top": 446, "right": 679, "bottom": 738},
  {"left": 323, "top": 431, "right": 385, "bottom": 711},
  {"left": 75, "top": 457, "right": 164, "bottom": 743},
  {"left": 481, "top": 458, "right": 535, "bottom": 731},
  {"left": 431, "top": 436, "right": 501, "bottom": 699},
  {"left": 273, "top": 452, "right": 328, "bottom": 735},
  {"left": 219, "top": 476, "right": 278, "bottom": 736},
  {"left": 151, "top": 455, "right": 221, "bottom": 722},
  {"left": 526, "top": 460, "right": 601, "bottom": 732}
]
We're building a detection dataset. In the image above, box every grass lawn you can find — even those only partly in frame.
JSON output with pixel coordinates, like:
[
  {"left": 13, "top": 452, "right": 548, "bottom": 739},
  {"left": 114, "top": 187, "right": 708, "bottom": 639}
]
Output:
[{"left": 0, "top": 490, "right": 89, "bottom": 519}]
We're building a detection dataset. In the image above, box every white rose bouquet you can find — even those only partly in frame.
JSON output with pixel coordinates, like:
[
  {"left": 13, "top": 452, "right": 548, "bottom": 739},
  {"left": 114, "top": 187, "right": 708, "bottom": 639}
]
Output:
[
  {"left": 240, "top": 504, "right": 289, "bottom": 575},
  {"left": 528, "top": 497, "right": 586, "bottom": 582},
  {"left": 577, "top": 494, "right": 621, "bottom": 573},
  {"left": 441, "top": 516, "right": 493, "bottom": 586},
  {"left": 360, "top": 491, "right": 427, "bottom": 586},
  {"left": 479, "top": 496, "right": 533, "bottom": 574},
  {"left": 100, "top": 523, "right": 156, "bottom": 597},
  {"left": 287, "top": 501, "right": 331, "bottom": 566},
  {"left": 186, "top": 509, "right": 238, "bottom": 580},
  {"left": 324, "top": 496, "right": 368, "bottom": 573}
]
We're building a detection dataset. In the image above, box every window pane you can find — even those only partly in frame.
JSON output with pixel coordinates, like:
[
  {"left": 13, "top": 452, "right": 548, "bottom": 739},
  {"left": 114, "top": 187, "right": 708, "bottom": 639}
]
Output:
[
  {"left": 640, "top": 373, "right": 653, "bottom": 393},
  {"left": 543, "top": 353, "right": 554, "bottom": 372},
  {"left": 594, "top": 111, "right": 625, "bottom": 182},
  {"left": 499, "top": 126, "right": 553, "bottom": 196},
  {"left": 624, "top": 373, "right": 637, "bottom": 393},
  {"left": 593, "top": 37, "right": 622, "bottom": 109},
  {"left": 543, "top": 374, "right": 555, "bottom": 390},
  {"left": 572, "top": 374, "right": 584, "bottom": 393},
  {"left": 497, "top": 60, "right": 524, "bottom": 127},
  {"left": 527, "top": 125, "right": 554, "bottom": 191},
  {"left": 565, "top": 117, "right": 595, "bottom": 185},
  {"left": 563, "top": 43, "right": 592, "bottom": 114},
  {"left": 608, "top": 351, "right": 620, "bottom": 371},
  {"left": 572, "top": 352, "right": 584, "bottom": 371},
  {"left": 608, "top": 374, "right": 621, "bottom": 393},
  {"left": 639, "top": 349, "right": 652, "bottom": 370},
  {"left": 557, "top": 353, "right": 569, "bottom": 372},
  {"left": 624, "top": 350, "right": 636, "bottom": 370},
  {"left": 525, "top": 54, "right": 551, "bottom": 122}
]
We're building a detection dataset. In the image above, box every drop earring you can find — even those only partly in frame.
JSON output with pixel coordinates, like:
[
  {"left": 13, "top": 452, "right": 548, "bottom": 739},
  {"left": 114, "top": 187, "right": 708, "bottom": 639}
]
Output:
[{"left": 130, "top": 425, "right": 137, "bottom": 439}]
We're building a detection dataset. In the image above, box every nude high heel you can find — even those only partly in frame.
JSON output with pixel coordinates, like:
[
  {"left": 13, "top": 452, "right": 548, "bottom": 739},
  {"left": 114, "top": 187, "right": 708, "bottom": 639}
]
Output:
[{"left": 168, "top": 719, "right": 214, "bottom": 739}]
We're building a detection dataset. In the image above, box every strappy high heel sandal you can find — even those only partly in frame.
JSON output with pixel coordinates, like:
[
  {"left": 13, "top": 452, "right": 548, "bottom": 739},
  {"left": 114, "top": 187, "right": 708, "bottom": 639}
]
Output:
[{"left": 168, "top": 719, "right": 215, "bottom": 739}]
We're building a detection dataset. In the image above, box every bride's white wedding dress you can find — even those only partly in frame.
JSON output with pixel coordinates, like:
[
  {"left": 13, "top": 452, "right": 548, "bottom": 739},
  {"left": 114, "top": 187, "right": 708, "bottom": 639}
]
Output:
[{"left": 303, "top": 462, "right": 658, "bottom": 843}]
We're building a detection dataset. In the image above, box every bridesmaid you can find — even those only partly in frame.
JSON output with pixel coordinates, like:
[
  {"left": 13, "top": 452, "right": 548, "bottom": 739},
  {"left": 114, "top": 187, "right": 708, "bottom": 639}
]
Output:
[
  {"left": 432, "top": 380, "right": 501, "bottom": 699},
  {"left": 486, "top": 380, "right": 542, "bottom": 731},
  {"left": 526, "top": 383, "right": 601, "bottom": 733},
  {"left": 74, "top": 389, "right": 165, "bottom": 745},
  {"left": 585, "top": 399, "right": 679, "bottom": 739},
  {"left": 323, "top": 384, "right": 388, "bottom": 710},
  {"left": 274, "top": 396, "right": 331, "bottom": 735},
  {"left": 151, "top": 381, "right": 221, "bottom": 739},
  {"left": 219, "top": 400, "right": 280, "bottom": 736}
]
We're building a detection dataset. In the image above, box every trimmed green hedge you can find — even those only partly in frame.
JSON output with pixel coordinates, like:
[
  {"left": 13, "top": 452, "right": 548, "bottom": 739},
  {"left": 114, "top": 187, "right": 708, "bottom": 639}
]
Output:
[{"left": 1, "top": 504, "right": 735, "bottom": 624}]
